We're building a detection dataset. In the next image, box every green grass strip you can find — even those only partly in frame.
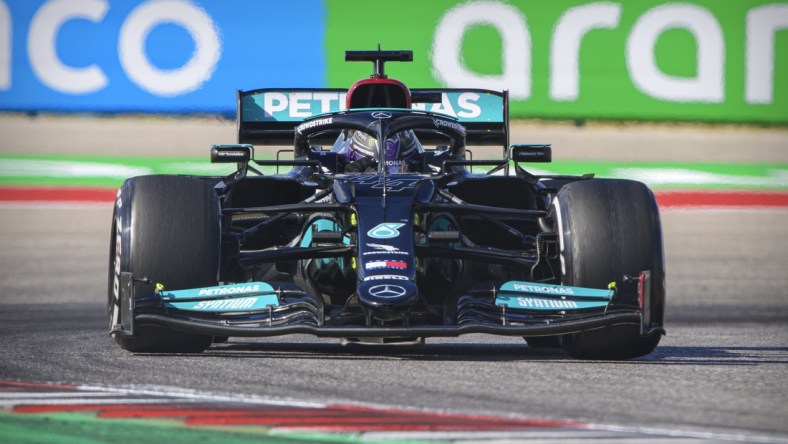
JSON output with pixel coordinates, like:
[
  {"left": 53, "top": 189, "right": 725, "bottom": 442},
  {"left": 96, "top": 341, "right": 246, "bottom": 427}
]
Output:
[
  {"left": 0, "top": 411, "right": 432, "bottom": 444},
  {"left": 0, "top": 154, "right": 786, "bottom": 190}
]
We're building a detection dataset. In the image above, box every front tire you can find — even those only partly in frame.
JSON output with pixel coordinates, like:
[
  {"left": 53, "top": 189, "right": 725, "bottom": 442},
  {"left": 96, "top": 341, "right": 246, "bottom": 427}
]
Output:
[
  {"left": 108, "top": 175, "right": 220, "bottom": 353},
  {"left": 524, "top": 336, "right": 562, "bottom": 349},
  {"left": 553, "top": 179, "right": 665, "bottom": 360}
]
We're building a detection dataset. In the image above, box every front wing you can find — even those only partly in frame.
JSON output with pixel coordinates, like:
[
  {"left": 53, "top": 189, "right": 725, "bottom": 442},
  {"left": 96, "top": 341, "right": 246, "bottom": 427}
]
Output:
[{"left": 112, "top": 272, "right": 663, "bottom": 341}]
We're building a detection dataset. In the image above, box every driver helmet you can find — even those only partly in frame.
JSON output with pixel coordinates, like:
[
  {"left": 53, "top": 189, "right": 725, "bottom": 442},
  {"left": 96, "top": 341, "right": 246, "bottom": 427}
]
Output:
[{"left": 345, "top": 129, "right": 422, "bottom": 173}]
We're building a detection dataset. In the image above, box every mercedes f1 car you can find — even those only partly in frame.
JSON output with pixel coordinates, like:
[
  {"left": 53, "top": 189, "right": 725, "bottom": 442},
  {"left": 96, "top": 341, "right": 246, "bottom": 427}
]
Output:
[{"left": 108, "top": 50, "right": 665, "bottom": 359}]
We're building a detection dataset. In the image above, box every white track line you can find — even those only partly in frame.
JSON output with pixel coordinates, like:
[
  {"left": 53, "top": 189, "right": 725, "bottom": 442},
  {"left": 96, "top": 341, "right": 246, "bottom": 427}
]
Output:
[{"left": 47, "top": 383, "right": 788, "bottom": 443}]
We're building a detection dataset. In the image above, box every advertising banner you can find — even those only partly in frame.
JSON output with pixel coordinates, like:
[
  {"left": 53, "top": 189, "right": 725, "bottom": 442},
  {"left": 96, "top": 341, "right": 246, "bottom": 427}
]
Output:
[
  {"left": 0, "top": 0, "right": 786, "bottom": 123},
  {"left": 0, "top": 0, "right": 324, "bottom": 113},
  {"left": 325, "top": 0, "right": 788, "bottom": 123}
]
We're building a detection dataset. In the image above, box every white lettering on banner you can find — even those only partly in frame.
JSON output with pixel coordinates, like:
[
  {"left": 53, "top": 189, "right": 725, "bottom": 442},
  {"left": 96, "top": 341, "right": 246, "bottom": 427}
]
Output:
[
  {"left": 626, "top": 4, "right": 724, "bottom": 103},
  {"left": 551, "top": 2, "right": 622, "bottom": 101},
  {"left": 0, "top": 0, "right": 10, "bottom": 90},
  {"left": 746, "top": 5, "right": 788, "bottom": 104},
  {"left": 119, "top": 0, "right": 221, "bottom": 97},
  {"left": 4, "top": 2, "right": 783, "bottom": 110},
  {"left": 17, "top": 0, "right": 220, "bottom": 97},
  {"left": 28, "top": 0, "right": 109, "bottom": 94},
  {"left": 431, "top": 1, "right": 783, "bottom": 106},
  {"left": 431, "top": 0, "right": 530, "bottom": 100}
]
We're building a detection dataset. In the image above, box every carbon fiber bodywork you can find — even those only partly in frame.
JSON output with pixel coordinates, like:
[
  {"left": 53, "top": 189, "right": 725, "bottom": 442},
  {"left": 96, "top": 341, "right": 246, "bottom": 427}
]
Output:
[{"left": 108, "top": 50, "right": 665, "bottom": 356}]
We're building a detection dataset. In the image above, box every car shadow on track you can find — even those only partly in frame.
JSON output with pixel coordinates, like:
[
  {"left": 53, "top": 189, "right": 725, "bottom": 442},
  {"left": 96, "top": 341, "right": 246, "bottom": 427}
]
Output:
[
  {"left": 636, "top": 346, "right": 788, "bottom": 366},
  {"left": 199, "top": 340, "right": 572, "bottom": 362},
  {"left": 185, "top": 342, "right": 788, "bottom": 365}
]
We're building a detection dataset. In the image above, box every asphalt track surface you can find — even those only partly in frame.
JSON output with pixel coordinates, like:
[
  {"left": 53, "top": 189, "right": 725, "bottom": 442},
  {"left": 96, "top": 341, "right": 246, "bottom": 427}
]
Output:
[{"left": 1, "top": 116, "right": 787, "bottom": 442}]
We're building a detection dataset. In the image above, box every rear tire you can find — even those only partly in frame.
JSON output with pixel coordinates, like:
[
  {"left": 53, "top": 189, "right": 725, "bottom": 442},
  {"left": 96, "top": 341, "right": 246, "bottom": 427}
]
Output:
[
  {"left": 552, "top": 179, "right": 665, "bottom": 360},
  {"left": 108, "top": 175, "right": 220, "bottom": 353}
]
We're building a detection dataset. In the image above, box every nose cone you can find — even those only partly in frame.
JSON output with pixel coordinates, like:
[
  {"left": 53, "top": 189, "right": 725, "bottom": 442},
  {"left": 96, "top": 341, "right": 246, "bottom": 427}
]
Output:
[{"left": 357, "top": 279, "right": 419, "bottom": 311}]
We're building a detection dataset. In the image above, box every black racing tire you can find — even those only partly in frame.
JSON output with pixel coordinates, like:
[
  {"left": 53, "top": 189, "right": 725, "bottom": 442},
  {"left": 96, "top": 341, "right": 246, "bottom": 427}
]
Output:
[
  {"left": 552, "top": 179, "right": 665, "bottom": 360},
  {"left": 108, "top": 175, "right": 220, "bottom": 353}
]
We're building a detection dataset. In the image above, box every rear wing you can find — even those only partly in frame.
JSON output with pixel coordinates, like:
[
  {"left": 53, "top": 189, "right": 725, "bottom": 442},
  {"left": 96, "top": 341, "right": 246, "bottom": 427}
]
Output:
[{"left": 237, "top": 88, "right": 509, "bottom": 147}]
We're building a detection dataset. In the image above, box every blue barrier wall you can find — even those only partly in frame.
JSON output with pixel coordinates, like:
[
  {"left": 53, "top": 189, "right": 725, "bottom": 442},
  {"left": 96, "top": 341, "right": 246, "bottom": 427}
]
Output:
[{"left": 0, "top": 0, "right": 324, "bottom": 113}]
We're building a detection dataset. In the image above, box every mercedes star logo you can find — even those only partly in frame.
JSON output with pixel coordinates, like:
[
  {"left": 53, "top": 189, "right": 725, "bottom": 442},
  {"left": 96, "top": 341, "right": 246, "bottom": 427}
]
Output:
[
  {"left": 368, "top": 284, "right": 407, "bottom": 298},
  {"left": 371, "top": 111, "right": 392, "bottom": 119}
]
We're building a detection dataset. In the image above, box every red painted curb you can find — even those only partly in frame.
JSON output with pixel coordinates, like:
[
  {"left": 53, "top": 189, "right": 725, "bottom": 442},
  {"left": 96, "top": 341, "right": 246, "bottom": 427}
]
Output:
[
  {"left": 1, "top": 186, "right": 788, "bottom": 209},
  {"left": 0, "top": 186, "right": 116, "bottom": 202},
  {"left": 4, "top": 380, "right": 585, "bottom": 434},
  {"left": 655, "top": 190, "right": 788, "bottom": 208}
]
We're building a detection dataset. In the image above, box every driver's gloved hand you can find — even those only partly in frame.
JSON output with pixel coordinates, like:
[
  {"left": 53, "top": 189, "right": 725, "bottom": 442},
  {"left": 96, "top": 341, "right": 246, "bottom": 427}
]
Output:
[{"left": 345, "top": 157, "right": 377, "bottom": 173}]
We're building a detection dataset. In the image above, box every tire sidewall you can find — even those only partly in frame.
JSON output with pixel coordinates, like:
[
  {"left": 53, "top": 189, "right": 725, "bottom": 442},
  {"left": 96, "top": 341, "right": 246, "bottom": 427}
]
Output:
[
  {"left": 551, "top": 179, "right": 665, "bottom": 359},
  {"left": 107, "top": 175, "right": 220, "bottom": 353}
]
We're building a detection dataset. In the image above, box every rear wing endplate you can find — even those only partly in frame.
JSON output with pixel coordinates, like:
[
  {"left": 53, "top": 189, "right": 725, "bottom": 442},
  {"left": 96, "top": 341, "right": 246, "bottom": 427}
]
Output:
[{"left": 237, "top": 88, "right": 509, "bottom": 147}]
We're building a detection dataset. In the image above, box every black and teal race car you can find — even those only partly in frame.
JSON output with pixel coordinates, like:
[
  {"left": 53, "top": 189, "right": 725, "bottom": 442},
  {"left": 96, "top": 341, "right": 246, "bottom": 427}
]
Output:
[{"left": 108, "top": 50, "right": 665, "bottom": 359}]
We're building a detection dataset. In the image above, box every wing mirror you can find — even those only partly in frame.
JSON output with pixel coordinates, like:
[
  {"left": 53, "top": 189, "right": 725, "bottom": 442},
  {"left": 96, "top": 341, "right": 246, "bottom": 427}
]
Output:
[
  {"left": 509, "top": 144, "right": 552, "bottom": 163},
  {"left": 211, "top": 144, "right": 253, "bottom": 163}
]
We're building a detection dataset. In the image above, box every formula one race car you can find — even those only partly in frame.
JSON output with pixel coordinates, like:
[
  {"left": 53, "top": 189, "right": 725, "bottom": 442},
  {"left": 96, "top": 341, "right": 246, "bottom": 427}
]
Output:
[{"left": 108, "top": 50, "right": 665, "bottom": 359}]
